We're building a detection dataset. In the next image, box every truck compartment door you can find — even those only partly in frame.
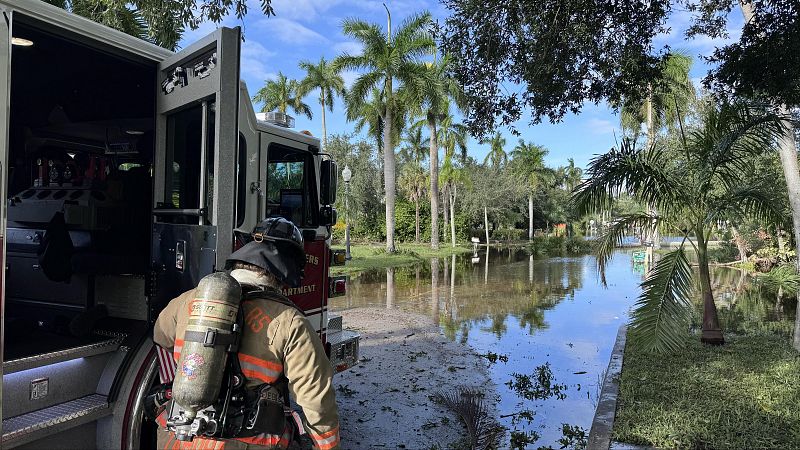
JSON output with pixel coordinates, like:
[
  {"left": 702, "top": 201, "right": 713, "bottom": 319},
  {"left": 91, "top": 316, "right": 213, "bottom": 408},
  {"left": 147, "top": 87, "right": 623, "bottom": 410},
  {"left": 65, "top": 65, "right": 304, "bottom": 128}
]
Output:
[{"left": 151, "top": 27, "right": 240, "bottom": 316}]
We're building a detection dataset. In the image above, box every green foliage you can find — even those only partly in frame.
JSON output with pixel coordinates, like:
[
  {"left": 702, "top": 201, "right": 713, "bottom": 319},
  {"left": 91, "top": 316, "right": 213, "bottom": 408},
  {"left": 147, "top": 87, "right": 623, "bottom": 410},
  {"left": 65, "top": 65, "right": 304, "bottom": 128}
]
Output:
[
  {"left": 527, "top": 236, "right": 591, "bottom": 257},
  {"left": 439, "top": 0, "right": 671, "bottom": 135},
  {"left": 252, "top": 72, "right": 312, "bottom": 119},
  {"left": 759, "top": 264, "right": 800, "bottom": 296},
  {"left": 50, "top": 0, "right": 274, "bottom": 50},
  {"left": 615, "top": 332, "right": 800, "bottom": 449},
  {"left": 628, "top": 249, "right": 694, "bottom": 353},
  {"left": 574, "top": 101, "right": 788, "bottom": 350}
]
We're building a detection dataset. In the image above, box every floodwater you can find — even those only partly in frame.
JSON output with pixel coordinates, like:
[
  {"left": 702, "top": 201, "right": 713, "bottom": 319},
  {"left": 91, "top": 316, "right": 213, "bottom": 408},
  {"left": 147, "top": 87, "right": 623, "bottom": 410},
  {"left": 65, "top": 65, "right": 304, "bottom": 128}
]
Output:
[{"left": 329, "top": 247, "right": 797, "bottom": 448}]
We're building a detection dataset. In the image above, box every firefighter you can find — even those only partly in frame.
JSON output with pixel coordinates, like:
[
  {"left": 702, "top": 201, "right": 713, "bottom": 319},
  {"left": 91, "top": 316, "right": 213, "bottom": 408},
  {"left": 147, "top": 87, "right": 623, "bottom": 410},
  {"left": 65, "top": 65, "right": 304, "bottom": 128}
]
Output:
[{"left": 152, "top": 217, "right": 341, "bottom": 450}]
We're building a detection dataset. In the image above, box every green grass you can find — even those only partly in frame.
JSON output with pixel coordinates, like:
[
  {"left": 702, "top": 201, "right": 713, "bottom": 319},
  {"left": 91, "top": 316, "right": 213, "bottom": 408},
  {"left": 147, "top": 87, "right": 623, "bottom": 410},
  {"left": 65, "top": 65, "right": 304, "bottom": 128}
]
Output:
[
  {"left": 614, "top": 332, "right": 800, "bottom": 449},
  {"left": 330, "top": 243, "right": 472, "bottom": 275}
]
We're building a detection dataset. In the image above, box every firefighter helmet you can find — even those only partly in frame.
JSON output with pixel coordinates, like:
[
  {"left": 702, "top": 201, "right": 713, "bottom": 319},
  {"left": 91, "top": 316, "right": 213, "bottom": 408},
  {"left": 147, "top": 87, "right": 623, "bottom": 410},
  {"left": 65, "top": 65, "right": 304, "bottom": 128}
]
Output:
[{"left": 226, "top": 218, "right": 306, "bottom": 288}]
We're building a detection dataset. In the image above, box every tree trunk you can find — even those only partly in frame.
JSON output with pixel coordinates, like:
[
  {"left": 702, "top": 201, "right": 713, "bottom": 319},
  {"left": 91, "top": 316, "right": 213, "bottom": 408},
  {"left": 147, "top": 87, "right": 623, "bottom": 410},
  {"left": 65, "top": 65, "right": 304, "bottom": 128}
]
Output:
[
  {"left": 697, "top": 231, "right": 725, "bottom": 345},
  {"left": 645, "top": 86, "right": 661, "bottom": 250},
  {"left": 484, "top": 206, "right": 490, "bottom": 245},
  {"left": 429, "top": 119, "right": 440, "bottom": 250},
  {"left": 321, "top": 91, "right": 327, "bottom": 150},
  {"left": 383, "top": 102, "right": 396, "bottom": 253},
  {"left": 777, "top": 225, "right": 786, "bottom": 255},
  {"left": 741, "top": 1, "right": 800, "bottom": 350},
  {"left": 414, "top": 198, "right": 420, "bottom": 244},
  {"left": 386, "top": 267, "right": 395, "bottom": 309},
  {"left": 450, "top": 190, "right": 456, "bottom": 248},
  {"left": 528, "top": 194, "right": 534, "bottom": 241},
  {"left": 730, "top": 225, "right": 748, "bottom": 262},
  {"left": 443, "top": 188, "right": 450, "bottom": 245}
]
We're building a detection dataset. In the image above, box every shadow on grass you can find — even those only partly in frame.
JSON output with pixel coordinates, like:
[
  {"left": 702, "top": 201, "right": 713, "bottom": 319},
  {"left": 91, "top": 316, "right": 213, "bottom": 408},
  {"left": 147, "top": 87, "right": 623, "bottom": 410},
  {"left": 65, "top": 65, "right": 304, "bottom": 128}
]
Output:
[{"left": 613, "top": 332, "right": 800, "bottom": 449}]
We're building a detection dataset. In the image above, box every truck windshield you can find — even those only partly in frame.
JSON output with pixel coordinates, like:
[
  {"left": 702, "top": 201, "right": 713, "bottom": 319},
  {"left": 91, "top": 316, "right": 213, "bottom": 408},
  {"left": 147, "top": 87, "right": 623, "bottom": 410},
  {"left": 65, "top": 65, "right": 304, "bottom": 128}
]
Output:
[{"left": 265, "top": 145, "right": 316, "bottom": 227}]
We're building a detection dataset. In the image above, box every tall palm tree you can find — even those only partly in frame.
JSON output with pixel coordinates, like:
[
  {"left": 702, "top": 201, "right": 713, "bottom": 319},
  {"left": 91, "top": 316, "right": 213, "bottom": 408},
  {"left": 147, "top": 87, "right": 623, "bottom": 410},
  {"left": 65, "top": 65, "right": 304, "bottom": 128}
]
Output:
[
  {"left": 298, "top": 57, "right": 345, "bottom": 150},
  {"left": 432, "top": 114, "right": 468, "bottom": 243},
  {"left": 253, "top": 72, "right": 313, "bottom": 119},
  {"left": 511, "top": 140, "right": 550, "bottom": 241},
  {"left": 621, "top": 52, "right": 694, "bottom": 251},
  {"left": 482, "top": 133, "right": 507, "bottom": 167},
  {"left": 440, "top": 139, "right": 470, "bottom": 247},
  {"left": 573, "top": 103, "right": 784, "bottom": 352},
  {"left": 414, "top": 54, "right": 465, "bottom": 250},
  {"left": 335, "top": 10, "right": 434, "bottom": 253}
]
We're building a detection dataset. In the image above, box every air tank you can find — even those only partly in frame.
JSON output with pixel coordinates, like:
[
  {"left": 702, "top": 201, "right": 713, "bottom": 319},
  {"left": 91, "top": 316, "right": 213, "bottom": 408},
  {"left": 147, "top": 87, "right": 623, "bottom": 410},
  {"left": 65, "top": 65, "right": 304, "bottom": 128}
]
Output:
[{"left": 172, "top": 272, "right": 242, "bottom": 420}]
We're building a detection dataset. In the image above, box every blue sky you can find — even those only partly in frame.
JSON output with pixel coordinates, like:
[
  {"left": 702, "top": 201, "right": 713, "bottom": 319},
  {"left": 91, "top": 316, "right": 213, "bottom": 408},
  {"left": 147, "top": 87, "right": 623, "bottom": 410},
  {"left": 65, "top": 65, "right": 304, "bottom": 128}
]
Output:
[{"left": 179, "top": 0, "right": 744, "bottom": 171}]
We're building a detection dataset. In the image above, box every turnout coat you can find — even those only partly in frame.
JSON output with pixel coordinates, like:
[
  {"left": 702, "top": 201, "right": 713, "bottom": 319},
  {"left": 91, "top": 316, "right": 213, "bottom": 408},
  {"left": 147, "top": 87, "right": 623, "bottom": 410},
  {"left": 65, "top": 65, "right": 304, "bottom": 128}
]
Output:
[{"left": 153, "top": 269, "right": 341, "bottom": 450}]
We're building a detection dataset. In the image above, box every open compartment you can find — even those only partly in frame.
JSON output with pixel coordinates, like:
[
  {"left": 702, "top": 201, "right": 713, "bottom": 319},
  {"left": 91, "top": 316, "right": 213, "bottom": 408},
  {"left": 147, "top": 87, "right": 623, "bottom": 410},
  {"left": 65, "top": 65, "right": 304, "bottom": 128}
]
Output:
[{"left": 4, "top": 19, "right": 156, "bottom": 359}]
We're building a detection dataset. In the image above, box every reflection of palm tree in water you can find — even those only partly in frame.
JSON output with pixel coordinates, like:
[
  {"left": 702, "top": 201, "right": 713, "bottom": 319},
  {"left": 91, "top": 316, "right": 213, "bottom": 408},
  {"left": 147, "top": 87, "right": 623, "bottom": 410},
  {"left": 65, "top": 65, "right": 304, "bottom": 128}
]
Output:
[
  {"left": 386, "top": 267, "right": 395, "bottom": 309},
  {"left": 431, "top": 258, "right": 440, "bottom": 324}
]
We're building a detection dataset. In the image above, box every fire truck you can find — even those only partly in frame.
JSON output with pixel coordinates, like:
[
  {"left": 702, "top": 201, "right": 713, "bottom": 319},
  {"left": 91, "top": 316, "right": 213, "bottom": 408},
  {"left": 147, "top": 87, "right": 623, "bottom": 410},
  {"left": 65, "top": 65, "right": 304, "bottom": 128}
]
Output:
[{"left": 0, "top": 1, "right": 359, "bottom": 448}]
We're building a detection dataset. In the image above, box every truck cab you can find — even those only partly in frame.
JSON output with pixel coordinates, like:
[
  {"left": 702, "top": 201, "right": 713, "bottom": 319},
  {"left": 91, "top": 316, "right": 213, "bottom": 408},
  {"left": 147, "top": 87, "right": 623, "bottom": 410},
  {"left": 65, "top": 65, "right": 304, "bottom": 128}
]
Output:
[{"left": 0, "top": 1, "right": 357, "bottom": 448}]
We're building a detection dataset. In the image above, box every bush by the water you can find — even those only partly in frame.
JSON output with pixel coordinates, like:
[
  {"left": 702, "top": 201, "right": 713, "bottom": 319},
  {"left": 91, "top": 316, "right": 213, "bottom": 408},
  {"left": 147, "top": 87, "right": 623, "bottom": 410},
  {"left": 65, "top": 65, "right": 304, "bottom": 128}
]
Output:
[{"left": 527, "top": 236, "right": 591, "bottom": 256}]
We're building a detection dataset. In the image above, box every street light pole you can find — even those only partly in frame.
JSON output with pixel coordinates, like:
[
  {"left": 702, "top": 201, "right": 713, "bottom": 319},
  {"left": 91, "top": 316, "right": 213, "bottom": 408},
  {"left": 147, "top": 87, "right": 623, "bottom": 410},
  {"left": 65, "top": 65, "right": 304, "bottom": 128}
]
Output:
[{"left": 342, "top": 165, "right": 352, "bottom": 260}]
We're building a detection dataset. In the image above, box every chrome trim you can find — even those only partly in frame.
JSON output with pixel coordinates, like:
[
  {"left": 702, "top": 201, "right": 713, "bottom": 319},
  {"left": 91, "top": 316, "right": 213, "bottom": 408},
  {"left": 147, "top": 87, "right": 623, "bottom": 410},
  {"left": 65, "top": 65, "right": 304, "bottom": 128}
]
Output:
[{"left": 3, "top": 337, "right": 124, "bottom": 375}]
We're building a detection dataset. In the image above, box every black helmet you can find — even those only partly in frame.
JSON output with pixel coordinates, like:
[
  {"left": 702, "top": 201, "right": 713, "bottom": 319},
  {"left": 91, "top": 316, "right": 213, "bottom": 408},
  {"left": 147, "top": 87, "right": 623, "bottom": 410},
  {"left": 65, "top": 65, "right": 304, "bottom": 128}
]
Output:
[{"left": 226, "top": 218, "right": 306, "bottom": 287}]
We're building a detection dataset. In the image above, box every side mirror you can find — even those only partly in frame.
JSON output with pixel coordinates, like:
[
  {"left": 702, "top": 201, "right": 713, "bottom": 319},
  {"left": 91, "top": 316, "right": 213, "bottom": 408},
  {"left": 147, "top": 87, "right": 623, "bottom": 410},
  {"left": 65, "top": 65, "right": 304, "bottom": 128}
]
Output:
[{"left": 320, "top": 160, "right": 338, "bottom": 205}]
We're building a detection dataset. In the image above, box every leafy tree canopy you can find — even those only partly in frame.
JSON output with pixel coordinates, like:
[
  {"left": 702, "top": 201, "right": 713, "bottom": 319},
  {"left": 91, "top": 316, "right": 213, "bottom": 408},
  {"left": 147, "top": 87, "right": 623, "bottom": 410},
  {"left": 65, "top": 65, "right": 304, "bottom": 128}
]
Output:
[
  {"left": 43, "top": 0, "right": 274, "bottom": 50},
  {"left": 439, "top": 0, "right": 672, "bottom": 136}
]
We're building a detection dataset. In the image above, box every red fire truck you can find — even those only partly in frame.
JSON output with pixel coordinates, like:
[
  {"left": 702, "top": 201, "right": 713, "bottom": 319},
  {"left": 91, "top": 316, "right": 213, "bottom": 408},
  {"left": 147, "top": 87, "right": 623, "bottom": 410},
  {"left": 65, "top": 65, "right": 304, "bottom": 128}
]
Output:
[{"left": 0, "top": 1, "right": 358, "bottom": 448}]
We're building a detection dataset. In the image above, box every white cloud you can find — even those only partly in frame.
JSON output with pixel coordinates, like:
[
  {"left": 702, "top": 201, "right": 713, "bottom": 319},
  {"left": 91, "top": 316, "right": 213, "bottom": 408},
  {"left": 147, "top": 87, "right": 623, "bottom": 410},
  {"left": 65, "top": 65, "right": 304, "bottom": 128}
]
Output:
[
  {"left": 586, "top": 118, "right": 617, "bottom": 136},
  {"left": 268, "top": 0, "right": 320, "bottom": 21},
  {"left": 240, "top": 40, "right": 277, "bottom": 81},
  {"left": 254, "top": 17, "right": 329, "bottom": 45},
  {"left": 341, "top": 70, "right": 360, "bottom": 89},
  {"left": 333, "top": 41, "right": 363, "bottom": 56}
]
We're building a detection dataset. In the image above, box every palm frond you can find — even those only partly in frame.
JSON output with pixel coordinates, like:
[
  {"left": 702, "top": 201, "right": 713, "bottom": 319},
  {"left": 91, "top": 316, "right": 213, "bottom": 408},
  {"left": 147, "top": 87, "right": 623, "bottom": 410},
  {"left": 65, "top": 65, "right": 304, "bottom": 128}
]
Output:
[
  {"left": 571, "top": 139, "right": 685, "bottom": 218},
  {"left": 628, "top": 249, "right": 694, "bottom": 353},
  {"left": 593, "top": 213, "right": 656, "bottom": 285},
  {"left": 758, "top": 264, "right": 800, "bottom": 295},
  {"left": 432, "top": 388, "right": 503, "bottom": 450}
]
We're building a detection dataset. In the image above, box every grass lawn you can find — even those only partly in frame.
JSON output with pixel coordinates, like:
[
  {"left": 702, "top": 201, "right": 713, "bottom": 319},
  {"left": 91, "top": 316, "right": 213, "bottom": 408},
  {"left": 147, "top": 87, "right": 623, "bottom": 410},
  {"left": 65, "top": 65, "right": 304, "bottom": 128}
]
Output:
[
  {"left": 614, "top": 332, "right": 800, "bottom": 449},
  {"left": 330, "top": 243, "right": 473, "bottom": 275}
]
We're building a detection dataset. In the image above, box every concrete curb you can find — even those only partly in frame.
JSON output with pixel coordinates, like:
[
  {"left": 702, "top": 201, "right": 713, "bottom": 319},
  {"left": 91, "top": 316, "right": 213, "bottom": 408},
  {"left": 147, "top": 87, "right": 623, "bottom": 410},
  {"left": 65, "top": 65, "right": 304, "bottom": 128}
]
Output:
[{"left": 587, "top": 324, "right": 628, "bottom": 450}]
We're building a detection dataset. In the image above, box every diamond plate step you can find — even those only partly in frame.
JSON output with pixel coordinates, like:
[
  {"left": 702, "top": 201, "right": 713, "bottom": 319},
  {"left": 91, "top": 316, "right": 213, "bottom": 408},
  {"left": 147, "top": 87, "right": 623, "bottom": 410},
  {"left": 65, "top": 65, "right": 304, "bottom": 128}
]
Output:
[
  {"left": 327, "top": 314, "right": 343, "bottom": 332},
  {"left": 3, "top": 337, "right": 124, "bottom": 375},
  {"left": 2, "top": 394, "right": 111, "bottom": 449}
]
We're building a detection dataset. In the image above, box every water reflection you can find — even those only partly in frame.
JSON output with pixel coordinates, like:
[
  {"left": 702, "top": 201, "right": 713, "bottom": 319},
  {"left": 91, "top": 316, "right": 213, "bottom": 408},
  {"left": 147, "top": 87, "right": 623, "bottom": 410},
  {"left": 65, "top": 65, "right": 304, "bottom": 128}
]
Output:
[{"left": 331, "top": 248, "right": 797, "bottom": 447}]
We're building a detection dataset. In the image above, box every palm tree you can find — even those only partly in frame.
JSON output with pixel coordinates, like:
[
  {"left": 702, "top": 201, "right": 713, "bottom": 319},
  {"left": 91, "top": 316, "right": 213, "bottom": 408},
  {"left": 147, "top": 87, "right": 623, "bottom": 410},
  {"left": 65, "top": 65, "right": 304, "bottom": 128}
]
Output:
[
  {"left": 483, "top": 133, "right": 507, "bottom": 167},
  {"left": 346, "top": 88, "right": 386, "bottom": 151},
  {"left": 398, "top": 126, "right": 428, "bottom": 243},
  {"left": 298, "top": 57, "right": 345, "bottom": 150},
  {"left": 562, "top": 158, "right": 583, "bottom": 192},
  {"left": 621, "top": 52, "right": 694, "bottom": 251},
  {"left": 399, "top": 126, "right": 428, "bottom": 167},
  {"left": 398, "top": 163, "right": 427, "bottom": 243},
  {"left": 414, "top": 54, "right": 465, "bottom": 250},
  {"left": 440, "top": 141, "right": 470, "bottom": 247},
  {"left": 433, "top": 115, "right": 468, "bottom": 244},
  {"left": 335, "top": 10, "right": 434, "bottom": 253},
  {"left": 511, "top": 140, "right": 550, "bottom": 241},
  {"left": 573, "top": 102, "right": 784, "bottom": 352},
  {"left": 253, "top": 72, "right": 313, "bottom": 119}
]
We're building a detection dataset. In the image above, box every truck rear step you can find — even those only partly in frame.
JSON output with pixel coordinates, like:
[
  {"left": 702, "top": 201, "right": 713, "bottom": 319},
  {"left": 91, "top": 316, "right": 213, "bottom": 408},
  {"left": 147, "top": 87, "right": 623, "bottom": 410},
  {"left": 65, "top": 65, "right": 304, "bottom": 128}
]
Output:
[
  {"left": 3, "top": 336, "right": 124, "bottom": 375},
  {"left": 2, "top": 394, "right": 111, "bottom": 449}
]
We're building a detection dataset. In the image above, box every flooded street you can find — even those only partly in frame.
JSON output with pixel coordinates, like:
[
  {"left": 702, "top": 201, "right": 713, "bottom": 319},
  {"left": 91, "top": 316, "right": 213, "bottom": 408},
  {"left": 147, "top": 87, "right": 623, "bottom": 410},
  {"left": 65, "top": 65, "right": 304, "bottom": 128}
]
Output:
[{"left": 330, "top": 247, "right": 797, "bottom": 448}]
